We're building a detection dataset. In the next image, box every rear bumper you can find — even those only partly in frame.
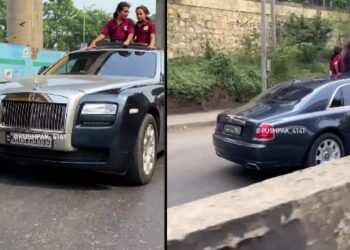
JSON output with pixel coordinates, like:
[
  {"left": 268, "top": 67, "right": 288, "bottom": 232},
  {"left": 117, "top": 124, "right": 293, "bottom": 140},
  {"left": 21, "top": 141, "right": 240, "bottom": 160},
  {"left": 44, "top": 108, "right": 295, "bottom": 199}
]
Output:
[{"left": 213, "top": 134, "right": 304, "bottom": 169}]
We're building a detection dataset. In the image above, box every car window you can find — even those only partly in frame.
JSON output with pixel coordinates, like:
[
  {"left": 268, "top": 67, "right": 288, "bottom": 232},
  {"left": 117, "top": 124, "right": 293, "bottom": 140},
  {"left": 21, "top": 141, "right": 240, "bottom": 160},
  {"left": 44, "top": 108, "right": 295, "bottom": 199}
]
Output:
[
  {"left": 258, "top": 84, "right": 313, "bottom": 105},
  {"left": 46, "top": 53, "right": 101, "bottom": 75},
  {"left": 55, "top": 58, "right": 78, "bottom": 74},
  {"left": 342, "top": 85, "right": 350, "bottom": 106},
  {"left": 330, "top": 88, "right": 343, "bottom": 108},
  {"left": 98, "top": 52, "right": 157, "bottom": 78},
  {"left": 45, "top": 51, "right": 157, "bottom": 78}
]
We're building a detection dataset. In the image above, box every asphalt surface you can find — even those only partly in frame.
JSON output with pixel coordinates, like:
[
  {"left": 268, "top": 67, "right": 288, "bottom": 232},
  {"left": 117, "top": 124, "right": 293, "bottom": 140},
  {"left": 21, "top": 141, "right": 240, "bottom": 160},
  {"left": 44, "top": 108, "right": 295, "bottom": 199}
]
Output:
[
  {"left": 168, "top": 126, "right": 297, "bottom": 208},
  {"left": 0, "top": 156, "right": 164, "bottom": 250}
]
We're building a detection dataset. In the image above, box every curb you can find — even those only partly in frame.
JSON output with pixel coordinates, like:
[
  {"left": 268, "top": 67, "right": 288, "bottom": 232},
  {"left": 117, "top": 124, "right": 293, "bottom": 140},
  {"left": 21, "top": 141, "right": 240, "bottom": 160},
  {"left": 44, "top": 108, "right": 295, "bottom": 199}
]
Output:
[{"left": 167, "top": 120, "right": 216, "bottom": 131}]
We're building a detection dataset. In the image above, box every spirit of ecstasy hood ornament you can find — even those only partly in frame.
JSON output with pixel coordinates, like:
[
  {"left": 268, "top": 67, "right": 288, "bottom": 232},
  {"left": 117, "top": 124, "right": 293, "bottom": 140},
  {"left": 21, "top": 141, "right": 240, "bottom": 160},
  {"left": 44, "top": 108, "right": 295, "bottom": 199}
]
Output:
[{"left": 33, "top": 78, "right": 40, "bottom": 91}]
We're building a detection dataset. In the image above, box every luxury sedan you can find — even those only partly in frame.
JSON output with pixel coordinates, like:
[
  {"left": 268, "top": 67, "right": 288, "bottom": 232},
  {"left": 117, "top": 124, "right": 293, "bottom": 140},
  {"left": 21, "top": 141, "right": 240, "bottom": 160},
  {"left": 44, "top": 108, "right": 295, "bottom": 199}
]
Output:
[
  {"left": 0, "top": 44, "right": 164, "bottom": 185},
  {"left": 213, "top": 77, "right": 350, "bottom": 170}
]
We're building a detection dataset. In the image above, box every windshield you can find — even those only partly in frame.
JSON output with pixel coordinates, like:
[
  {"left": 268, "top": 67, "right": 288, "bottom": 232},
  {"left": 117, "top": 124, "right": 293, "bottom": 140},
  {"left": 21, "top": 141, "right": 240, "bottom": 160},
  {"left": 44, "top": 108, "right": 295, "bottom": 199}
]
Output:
[
  {"left": 256, "top": 83, "right": 313, "bottom": 105},
  {"left": 45, "top": 51, "right": 157, "bottom": 78}
]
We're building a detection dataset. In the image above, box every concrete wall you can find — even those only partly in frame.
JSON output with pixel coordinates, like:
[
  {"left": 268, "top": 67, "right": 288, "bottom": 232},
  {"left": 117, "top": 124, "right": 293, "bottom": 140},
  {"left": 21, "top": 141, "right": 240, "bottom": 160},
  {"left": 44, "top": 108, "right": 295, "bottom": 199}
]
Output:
[
  {"left": 0, "top": 43, "right": 65, "bottom": 81},
  {"left": 167, "top": 0, "right": 344, "bottom": 58},
  {"left": 168, "top": 156, "right": 350, "bottom": 249}
]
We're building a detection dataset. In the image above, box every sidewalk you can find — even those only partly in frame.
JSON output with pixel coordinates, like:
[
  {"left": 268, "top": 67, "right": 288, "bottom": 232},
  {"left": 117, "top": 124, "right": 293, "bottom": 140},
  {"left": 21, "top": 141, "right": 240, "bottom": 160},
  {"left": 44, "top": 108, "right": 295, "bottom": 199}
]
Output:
[{"left": 168, "top": 109, "right": 225, "bottom": 131}]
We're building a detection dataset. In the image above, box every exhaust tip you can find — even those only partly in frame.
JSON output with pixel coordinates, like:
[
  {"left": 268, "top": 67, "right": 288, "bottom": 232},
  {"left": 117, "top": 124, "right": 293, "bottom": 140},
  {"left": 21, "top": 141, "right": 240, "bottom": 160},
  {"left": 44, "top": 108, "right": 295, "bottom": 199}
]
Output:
[{"left": 245, "top": 162, "right": 260, "bottom": 170}]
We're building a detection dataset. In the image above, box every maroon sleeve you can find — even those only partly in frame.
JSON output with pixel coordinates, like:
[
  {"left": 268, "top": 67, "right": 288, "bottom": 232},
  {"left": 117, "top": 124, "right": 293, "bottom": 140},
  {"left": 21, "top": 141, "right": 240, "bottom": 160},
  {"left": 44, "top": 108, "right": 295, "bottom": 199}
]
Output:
[
  {"left": 339, "top": 56, "right": 345, "bottom": 72},
  {"left": 128, "top": 19, "right": 135, "bottom": 34},
  {"left": 101, "top": 20, "right": 111, "bottom": 36},
  {"left": 149, "top": 22, "right": 156, "bottom": 34}
]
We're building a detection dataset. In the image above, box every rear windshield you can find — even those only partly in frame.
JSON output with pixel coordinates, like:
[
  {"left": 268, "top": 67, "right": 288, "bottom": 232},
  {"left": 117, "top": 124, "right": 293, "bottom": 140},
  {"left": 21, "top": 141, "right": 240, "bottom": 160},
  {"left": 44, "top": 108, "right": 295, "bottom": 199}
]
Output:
[{"left": 258, "top": 84, "right": 313, "bottom": 105}]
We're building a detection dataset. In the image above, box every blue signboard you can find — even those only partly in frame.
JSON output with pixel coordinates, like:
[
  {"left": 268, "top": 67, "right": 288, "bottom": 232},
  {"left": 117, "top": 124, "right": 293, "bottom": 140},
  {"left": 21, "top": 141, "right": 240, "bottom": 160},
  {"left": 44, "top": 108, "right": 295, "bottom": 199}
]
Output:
[{"left": 0, "top": 43, "right": 65, "bottom": 81}]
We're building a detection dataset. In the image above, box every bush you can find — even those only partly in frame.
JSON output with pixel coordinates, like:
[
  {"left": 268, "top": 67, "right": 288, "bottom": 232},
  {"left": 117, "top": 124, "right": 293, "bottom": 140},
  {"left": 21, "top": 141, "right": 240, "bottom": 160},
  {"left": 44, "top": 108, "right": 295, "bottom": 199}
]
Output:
[
  {"left": 204, "top": 42, "right": 216, "bottom": 60},
  {"left": 269, "top": 45, "right": 300, "bottom": 84},
  {"left": 240, "top": 31, "right": 260, "bottom": 55},
  {"left": 167, "top": 58, "right": 215, "bottom": 102},
  {"left": 207, "top": 53, "right": 260, "bottom": 101},
  {"left": 280, "top": 12, "right": 333, "bottom": 47},
  {"left": 168, "top": 52, "right": 261, "bottom": 103},
  {"left": 268, "top": 44, "right": 329, "bottom": 86}
]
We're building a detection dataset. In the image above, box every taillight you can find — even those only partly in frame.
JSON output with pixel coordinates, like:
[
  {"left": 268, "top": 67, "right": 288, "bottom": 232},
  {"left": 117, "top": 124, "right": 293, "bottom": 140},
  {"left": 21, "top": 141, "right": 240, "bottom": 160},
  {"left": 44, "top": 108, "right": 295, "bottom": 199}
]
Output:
[{"left": 255, "top": 123, "right": 275, "bottom": 141}]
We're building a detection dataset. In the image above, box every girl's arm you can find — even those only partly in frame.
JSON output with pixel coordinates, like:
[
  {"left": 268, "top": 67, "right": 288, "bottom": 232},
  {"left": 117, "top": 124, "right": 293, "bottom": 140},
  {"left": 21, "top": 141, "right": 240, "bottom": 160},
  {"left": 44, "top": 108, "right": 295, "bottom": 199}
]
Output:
[
  {"left": 123, "top": 33, "right": 134, "bottom": 46},
  {"left": 89, "top": 34, "right": 106, "bottom": 48},
  {"left": 149, "top": 33, "right": 156, "bottom": 49}
]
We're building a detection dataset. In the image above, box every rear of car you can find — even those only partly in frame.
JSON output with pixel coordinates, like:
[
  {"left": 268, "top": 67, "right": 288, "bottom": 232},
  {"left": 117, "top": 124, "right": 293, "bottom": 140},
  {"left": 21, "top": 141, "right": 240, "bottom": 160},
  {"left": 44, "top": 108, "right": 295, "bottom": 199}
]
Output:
[{"left": 213, "top": 80, "right": 326, "bottom": 169}]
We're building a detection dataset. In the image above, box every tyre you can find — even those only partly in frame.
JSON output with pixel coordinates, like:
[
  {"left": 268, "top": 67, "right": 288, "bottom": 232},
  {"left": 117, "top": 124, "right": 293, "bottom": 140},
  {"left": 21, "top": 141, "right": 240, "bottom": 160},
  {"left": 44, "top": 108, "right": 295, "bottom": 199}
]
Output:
[
  {"left": 306, "top": 133, "right": 345, "bottom": 167},
  {"left": 126, "top": 114, "right": 158, "bottom": 185}
]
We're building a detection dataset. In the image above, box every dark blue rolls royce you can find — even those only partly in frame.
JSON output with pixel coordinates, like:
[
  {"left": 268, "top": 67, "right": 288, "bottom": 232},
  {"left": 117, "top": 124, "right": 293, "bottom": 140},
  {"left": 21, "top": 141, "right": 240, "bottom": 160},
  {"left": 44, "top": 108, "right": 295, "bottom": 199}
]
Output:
[
  {"left": 0, "top": 44, "right": 164, "bottom": 185},
  {"left": 213, "top": 77, "right": 350, "bottom": 170}
]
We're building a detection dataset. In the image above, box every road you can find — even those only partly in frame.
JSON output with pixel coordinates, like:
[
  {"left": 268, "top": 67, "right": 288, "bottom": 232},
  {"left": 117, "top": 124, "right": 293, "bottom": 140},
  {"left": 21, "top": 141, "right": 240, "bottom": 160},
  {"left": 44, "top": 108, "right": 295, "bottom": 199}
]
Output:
[
  {"left": 0, "top": 156, "right": 164, "bottom": 250},
  {"left": 168, "top": 126, "right": 296, "bottom": 208}
]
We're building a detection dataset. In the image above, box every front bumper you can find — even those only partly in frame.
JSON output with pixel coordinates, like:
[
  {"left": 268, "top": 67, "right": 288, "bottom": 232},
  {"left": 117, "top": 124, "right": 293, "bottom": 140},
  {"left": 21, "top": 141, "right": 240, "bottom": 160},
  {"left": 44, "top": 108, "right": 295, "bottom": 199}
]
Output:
[
  {"left": 0, "top": 145, "right": 109, "bottom": 168},
  {"left": 213, "top": 133, "right": 304, "bottom": 169},
  {"left": 0, "top": 144, "right": 133, "bottom": 174}
]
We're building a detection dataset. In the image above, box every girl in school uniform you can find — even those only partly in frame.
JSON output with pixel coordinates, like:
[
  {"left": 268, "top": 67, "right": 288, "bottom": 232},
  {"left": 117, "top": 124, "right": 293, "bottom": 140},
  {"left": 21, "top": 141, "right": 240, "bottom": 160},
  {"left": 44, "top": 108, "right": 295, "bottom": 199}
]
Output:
[
  {"left": 134, "top": 5, "right": 156, "bottom": 49},
  {"left": 330, "top": 46, "right": 344, "bottom": 77}
]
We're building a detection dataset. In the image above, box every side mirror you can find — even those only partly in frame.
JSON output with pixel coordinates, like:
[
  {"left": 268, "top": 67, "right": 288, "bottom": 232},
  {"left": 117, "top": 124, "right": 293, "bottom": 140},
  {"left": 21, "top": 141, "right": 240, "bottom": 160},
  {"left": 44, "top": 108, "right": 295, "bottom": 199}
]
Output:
[{"left": 38, "top": 66, "right": 49, "bottom": 75}]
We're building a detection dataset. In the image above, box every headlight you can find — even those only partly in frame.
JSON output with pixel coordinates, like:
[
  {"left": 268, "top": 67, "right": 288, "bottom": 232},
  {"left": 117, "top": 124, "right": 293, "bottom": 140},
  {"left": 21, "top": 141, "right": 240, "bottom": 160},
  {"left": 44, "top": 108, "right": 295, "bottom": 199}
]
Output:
[{"left": 81, "top": 103, "right": 117, "bottom": 115}]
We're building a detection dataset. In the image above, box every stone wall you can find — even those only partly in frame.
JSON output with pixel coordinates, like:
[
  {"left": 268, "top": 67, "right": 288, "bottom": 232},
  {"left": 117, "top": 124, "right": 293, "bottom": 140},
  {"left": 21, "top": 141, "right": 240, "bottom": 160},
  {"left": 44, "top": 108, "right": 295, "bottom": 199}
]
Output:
[
  {"left": 167, "top": 0, "right": 345, "bottom": 59},
  {"left": 168, "top": 156, "right": 350, "bottom": 249}
]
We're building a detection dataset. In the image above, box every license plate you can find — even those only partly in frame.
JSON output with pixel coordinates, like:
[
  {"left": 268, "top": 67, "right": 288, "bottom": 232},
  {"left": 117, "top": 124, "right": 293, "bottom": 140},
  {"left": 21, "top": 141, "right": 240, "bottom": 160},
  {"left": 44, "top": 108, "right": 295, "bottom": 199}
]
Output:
[
  {"left": 6, "top": 132, "right": 53, "bottom": 149},
  {"left": 223, "top": 124, "right": 242, "bottom": 135}
]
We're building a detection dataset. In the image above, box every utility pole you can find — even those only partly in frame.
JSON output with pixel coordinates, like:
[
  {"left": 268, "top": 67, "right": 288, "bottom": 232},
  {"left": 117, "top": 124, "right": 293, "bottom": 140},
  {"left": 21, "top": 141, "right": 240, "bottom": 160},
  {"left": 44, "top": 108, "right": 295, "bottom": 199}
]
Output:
[
  {"left": 83, "top": 4, "right": 95, "bottom": 45},
  {"left": 271, "top": 0, "right": 276, "bottom": 52},
  {"left": 156, "top": 0, "right": 165, "bottom": 49},
  {"left": 261, "top": 0, "right": 267, "bottom": 92},
  {"left": 7, "top": 0, "right": 43, "bottom": 48}
]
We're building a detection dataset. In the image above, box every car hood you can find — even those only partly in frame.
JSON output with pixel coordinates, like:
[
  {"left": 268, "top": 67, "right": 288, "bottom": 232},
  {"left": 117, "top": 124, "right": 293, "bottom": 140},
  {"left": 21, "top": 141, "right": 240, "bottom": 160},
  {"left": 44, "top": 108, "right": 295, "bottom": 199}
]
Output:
[{"left": 0, "top": 75, "right": 153, "bottom": 96}]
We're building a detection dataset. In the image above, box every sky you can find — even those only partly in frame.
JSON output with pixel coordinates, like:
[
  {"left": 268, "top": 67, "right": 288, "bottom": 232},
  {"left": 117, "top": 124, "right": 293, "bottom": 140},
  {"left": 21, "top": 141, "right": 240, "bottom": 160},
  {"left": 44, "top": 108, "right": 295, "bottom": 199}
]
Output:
[{"left": 71, "top": 0, "right": 156, "bottom": 20}]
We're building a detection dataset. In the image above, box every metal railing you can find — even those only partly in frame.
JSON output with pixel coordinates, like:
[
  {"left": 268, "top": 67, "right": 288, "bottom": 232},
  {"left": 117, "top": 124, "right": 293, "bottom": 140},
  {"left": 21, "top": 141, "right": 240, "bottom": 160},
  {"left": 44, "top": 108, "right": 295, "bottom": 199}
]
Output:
[{"left": 278, "top": 0, "right": 333, "bottom": 8}]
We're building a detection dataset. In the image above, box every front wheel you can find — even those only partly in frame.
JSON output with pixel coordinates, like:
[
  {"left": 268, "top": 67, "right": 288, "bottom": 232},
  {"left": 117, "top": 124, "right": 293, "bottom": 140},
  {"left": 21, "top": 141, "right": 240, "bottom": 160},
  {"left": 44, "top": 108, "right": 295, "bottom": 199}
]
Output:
[
  {"left": 126, "top": 114, "right": 158, "bottom": 185},
  {"left": 306, "top": 133, "right": 345, "bottom": 167}
]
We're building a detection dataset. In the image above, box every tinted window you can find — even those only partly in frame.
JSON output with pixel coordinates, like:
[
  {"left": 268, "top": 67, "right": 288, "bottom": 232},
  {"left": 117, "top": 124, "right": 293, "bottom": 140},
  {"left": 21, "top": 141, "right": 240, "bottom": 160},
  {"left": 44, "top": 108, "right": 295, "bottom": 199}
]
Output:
[
  {"left": 46, "top": 51, "right": 157, "bottom": 78},
  {"left": 342, "top": 85, "right": 350, "bottom": 106},
  {"left": 330, "top": 88, "right": 343, "bottom": 108},
  {"left": 259, "top": 85, "right": 313, "bottom": 105},
  {"left": 49, "top": 53, "right": 101, "bottom": 75},
  {"left": 98, "top": 52, "right": 156, "bottom": 78}
]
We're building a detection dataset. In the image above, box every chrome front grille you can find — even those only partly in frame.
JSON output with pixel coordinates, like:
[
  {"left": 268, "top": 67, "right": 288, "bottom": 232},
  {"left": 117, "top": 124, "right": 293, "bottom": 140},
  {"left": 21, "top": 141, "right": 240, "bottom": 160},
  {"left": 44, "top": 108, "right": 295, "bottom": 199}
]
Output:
[{"left": 0, "top": 101, "right": 67, "bottom": 132}]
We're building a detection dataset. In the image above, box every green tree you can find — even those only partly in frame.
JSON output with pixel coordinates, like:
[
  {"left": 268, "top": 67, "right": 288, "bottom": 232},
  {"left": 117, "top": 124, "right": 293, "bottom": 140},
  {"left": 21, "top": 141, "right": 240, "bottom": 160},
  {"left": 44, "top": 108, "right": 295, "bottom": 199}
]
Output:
[
  {"left": 44, "top": 0, "right": 110, "bottom": 51},
  {"left": 0, "top": 0, "right": 6, "bottom": 41},
  {"left": 149, "top": 14, "right": 156, "bottom": 22},
  {"left": 82, "top": 9, "right": 112, "bottom": 46}
]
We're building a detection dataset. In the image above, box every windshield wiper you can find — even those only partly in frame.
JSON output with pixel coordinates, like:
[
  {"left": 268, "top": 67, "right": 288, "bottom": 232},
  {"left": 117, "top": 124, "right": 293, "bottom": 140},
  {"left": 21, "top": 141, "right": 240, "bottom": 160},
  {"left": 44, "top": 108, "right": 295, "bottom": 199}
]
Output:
[{"left": 59, "top": 71, "right": 87, "bottom": 75}]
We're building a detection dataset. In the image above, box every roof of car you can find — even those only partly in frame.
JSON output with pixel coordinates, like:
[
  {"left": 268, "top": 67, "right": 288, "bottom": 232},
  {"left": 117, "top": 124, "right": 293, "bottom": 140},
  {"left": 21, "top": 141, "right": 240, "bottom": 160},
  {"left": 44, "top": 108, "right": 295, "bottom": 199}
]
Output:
[
  {"left": 284, "top": 76, "right": 350, "bottom": 90},
  {"left": 70, "top": 48, "right": 162, "bottom": 55},
  {"left": 70, "top": 42, "right": 163, "bottom": 54}
]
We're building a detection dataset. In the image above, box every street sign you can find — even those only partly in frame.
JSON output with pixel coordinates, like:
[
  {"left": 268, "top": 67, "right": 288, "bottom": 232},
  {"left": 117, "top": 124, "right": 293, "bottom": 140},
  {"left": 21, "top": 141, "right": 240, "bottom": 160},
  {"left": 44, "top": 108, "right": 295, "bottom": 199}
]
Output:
[{"left": 4, "top": 69, "right": 13, "bottom": 81}]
